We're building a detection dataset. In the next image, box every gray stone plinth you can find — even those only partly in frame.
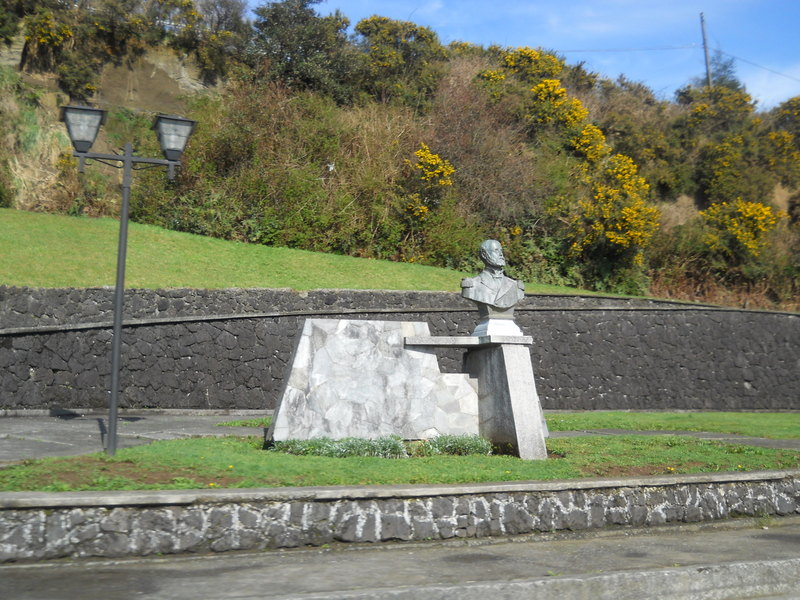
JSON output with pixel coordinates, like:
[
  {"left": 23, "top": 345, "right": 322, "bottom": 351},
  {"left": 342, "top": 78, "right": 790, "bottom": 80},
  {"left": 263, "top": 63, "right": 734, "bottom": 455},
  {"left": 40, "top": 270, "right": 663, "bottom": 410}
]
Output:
[
  {"left": 465, "top": 344, "right": 548, "bottom": 460},
  {"left": 265, "top": 319, "right": 479, "bottom": 442},
  {"left": 407, "top": 336, "right": 548, "bottom": 459}
]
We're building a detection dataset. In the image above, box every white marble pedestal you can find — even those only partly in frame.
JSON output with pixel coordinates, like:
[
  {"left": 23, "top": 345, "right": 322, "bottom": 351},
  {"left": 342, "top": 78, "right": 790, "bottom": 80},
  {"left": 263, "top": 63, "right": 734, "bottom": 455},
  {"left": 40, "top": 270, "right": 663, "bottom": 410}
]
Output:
[{"left": 265, "top": 320, "right": 480, "bottom": 443}]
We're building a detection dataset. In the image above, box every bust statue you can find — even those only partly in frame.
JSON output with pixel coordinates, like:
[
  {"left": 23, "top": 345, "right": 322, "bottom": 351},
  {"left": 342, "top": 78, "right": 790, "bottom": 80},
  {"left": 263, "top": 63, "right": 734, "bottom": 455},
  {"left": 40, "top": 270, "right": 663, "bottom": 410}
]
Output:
[{"left": 461, "top": 239, "right": 525, "bottom": 336}]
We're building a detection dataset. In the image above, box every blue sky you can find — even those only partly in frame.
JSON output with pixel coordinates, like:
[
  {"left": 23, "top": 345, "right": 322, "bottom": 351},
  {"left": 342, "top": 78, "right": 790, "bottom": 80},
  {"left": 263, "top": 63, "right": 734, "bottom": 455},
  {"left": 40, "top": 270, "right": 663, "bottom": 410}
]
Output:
[{"left": 282, "top": 0, "right": 800, "bottom": 110}]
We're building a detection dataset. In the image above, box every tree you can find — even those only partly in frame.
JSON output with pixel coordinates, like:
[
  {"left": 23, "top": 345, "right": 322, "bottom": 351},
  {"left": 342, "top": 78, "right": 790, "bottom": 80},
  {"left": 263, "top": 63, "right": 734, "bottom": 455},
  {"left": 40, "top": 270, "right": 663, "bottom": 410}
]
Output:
[
  {"left": 354, "top": 15, "right": 446, "bottom": 108},
  {"left": 250, "top": 0, "right": 358, "bottom": 103},
  {"left": 198, "top": 0, "right": 248, "bottom": 35},
  {"left": 677, "top": 50, "right": 744, "bottom": 98}
]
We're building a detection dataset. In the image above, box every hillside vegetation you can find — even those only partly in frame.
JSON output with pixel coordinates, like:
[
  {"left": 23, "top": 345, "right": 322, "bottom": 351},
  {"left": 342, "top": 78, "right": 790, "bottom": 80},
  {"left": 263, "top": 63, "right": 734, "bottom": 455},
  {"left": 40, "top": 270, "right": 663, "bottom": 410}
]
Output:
[{"left": 1, "top": 0, "right": 799, "bottom": 309}]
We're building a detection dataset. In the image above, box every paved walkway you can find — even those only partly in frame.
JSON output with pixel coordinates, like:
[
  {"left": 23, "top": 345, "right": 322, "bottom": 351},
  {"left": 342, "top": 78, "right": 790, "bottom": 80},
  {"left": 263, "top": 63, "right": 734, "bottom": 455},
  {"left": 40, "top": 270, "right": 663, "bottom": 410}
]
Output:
[
  {"left": 0, "top": 412, "right": 260, "bottom": 464},
  {"left": 1, "top": 412, "right": 799, "bottom": 464},
  {"left": 2, "top": 518, "right": 800, "bottom": 599}
]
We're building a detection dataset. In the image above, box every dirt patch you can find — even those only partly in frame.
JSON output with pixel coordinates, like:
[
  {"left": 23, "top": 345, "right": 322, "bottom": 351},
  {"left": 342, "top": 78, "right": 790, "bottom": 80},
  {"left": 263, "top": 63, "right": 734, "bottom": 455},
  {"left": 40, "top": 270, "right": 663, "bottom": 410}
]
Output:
[
  {"left": 657, "top": 195, "right": 698, "bottom": 229},
  {"left": 24, "top": 457, "right": 244, "bottom": 489}
]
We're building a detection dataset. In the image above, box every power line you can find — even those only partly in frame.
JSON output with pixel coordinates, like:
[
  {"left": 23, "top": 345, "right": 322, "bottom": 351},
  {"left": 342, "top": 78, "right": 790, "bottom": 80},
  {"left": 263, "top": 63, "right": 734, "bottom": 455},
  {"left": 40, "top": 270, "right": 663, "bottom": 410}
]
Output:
[
  {"left": 559, "top": 44, "right": 698, "bottom": 54},
  {"left": 718, "top": 49, "right": 800, "bottom": 85},
  {"left": 554, "top": 42, "right": 799, "bottom": 87}
]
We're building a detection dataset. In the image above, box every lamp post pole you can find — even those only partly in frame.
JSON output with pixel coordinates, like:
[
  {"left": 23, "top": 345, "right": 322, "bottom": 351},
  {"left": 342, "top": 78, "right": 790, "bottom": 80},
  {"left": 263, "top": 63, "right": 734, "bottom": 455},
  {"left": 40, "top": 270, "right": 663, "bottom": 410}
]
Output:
[
  {"left": 106, "top": 143, "right": 133, "bottom": 455},
  {"left": 61, "top": 107, "right": 196, "bottom": 456}
]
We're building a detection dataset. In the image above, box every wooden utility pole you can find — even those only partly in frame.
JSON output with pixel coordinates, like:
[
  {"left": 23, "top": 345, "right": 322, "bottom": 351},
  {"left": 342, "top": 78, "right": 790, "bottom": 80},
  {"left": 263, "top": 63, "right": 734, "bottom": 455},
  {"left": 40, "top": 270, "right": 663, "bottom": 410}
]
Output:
[{"left": 700, "top": 12, "right": 713, "bottom": 87}]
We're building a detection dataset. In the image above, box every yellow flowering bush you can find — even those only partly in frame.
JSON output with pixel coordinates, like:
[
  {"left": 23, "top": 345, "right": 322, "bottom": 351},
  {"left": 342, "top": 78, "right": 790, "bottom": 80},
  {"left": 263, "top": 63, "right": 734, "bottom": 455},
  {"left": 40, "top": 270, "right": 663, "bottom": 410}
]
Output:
[
  {"left": 572, "top": 124, "right": 611, "bottom": 162},
  {"left": 405, "top": 194, "right": 430, "bottom": 220},
  {"left": 776, "top": 96, "right": 800, "bottom": 135},
  {"left": 414, "top": 143, "right": 455, "bottom": 186},
  {"left": 448, "top": 41, "right": 481, "bottom": 56},
  {"left": 696, "top": 132, "right": 790, "bottom": 204},
  {"left": 701, "top": 199, "right": 782, "bottom": 258},
  {"left": 476, "top": 69, "right": 507, "bottom": 101},
  {"left": 685, "top": 87, "right": 754, "bottom": 128},
  {"left": 765, "top": 130, "right": 800, "bottom": 184},
  {"left": 570, "top": 154, "right": 660, "bottom": 266},
  {"left": 502, "top": 47, "right": 563, "bottom": 80},
  {"left": 24, "top": 11, "right": 73, "bottom": 47},
  {"left": 526, "top": 79, "right": 588, "bottom": 126}
]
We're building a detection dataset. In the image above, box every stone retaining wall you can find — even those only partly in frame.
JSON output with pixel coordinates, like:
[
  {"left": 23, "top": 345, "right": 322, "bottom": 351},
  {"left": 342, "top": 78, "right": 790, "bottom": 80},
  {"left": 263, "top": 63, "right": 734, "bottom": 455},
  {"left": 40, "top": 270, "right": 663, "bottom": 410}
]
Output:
[
  {"left": 1, "top": 286, "right": 798, "bottom": 411},
  {"left": 2, "top": 471, "right": 799, "bottom": 562}
]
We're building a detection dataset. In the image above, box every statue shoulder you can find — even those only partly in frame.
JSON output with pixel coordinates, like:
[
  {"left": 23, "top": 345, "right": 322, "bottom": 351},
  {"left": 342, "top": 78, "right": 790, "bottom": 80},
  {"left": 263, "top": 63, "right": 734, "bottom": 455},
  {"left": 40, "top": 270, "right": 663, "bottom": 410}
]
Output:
[
  {"left": 517, "top": 279, "right": 525, "bottom": 290},
  {"left": 461, "top": 277, "right": 476, "bottom": 288}
]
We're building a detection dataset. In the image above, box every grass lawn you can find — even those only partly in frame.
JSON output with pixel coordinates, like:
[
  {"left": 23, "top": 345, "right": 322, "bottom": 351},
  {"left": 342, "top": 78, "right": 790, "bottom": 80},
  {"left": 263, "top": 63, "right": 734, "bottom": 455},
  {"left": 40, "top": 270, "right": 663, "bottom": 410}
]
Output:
[
  {"left": 547, "top": 411, "right": 800, "bottom": 440},
  {"left": 2, "top": 431, "right": 798, "bottom": 493},
  {"left": 221, "top": 412, "right": 800, "bottom": 440},
  {"left": 0, "top": 208, "right": 584, "bottom": 294}
]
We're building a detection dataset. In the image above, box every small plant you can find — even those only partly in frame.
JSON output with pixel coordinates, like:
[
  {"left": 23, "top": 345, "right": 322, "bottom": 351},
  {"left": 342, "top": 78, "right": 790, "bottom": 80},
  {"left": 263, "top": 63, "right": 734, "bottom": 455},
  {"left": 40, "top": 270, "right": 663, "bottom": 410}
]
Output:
[
  {"left": 754, "top": 512, "right": 774, "bottom": 529},
  {"left": 271, "top": 436, "right": 409, "bottom": 459},
  {"left": 412, "top": 434, "right": 493, "bottom": 457},
  {"left": 271, "top": 434, "right": 493, "bottom": 459}
]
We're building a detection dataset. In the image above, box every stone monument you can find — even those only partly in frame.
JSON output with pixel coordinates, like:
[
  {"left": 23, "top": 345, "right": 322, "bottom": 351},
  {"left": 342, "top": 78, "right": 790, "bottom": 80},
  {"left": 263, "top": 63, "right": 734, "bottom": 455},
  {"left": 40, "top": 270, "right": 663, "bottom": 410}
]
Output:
[
  {"left": 406, "top": 239, "right": 548, "bottom": 459},
  {"left": 265, "top": 239, "right": 548, "bottom": 460}
]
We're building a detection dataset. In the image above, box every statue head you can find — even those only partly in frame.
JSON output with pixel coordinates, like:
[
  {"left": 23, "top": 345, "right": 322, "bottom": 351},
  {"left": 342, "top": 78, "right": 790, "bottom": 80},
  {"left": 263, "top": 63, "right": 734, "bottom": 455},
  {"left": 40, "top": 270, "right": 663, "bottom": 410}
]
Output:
[{"left": 479, "top": 239, "right": 505, "bottom": 270}]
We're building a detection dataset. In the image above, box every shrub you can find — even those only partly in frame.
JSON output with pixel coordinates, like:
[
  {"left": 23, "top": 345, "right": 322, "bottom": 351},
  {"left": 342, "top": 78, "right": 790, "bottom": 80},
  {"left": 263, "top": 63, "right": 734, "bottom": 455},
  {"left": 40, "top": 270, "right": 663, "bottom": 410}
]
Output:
[
  {"left": 271, "top": 434, "right": 493, "bottom": 458},
  {"left": 271, "top": 436, "right": 409, "bottom": 458},
  {"left": 700, "top": 199, "right": 783, "bottom": 261},
  {"left": 412, "top": 434, "right": 493, "bottom": 457},
  {"left": 501, "top": 46, "right": 563, "bottom": 81},
  {"left": 570, "top": 154, "right": 661, "bottom": 268}
]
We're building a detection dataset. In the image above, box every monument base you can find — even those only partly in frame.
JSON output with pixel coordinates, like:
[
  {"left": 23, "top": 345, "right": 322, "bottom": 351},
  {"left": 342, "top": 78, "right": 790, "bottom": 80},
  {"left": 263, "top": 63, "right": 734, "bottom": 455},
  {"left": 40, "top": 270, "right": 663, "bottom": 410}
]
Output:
[
  {"left": 266, "top": 320, "right": 480, "bottom": 443},
  {"left": 405, "top": 336, "right": 548, "bottom": 460},
  {"left": 464, "top": 344, "right": 547, "bottom": 460}
]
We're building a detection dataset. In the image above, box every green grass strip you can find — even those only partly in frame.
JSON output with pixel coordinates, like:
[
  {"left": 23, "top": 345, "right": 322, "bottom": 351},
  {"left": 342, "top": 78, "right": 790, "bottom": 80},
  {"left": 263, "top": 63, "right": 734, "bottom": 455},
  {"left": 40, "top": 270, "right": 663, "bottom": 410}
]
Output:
[
  {"left": 547, "top": 411, "right": 800, "bottom": 439},
  {"left": 1, "top": 434, "right": 797, "bottom": 492},
  {"left": 218, "top": 413, "right": 800, "bottom": 439},
  {"left": 0, "top": 208, "right": 584, "bottom": 293}
]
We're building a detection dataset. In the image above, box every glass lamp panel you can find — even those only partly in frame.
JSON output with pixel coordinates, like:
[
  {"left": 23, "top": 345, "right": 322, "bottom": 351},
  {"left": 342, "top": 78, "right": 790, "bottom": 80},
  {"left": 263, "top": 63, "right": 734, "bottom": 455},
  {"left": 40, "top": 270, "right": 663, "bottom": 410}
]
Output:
[
  {"left": 60, "top": 106, "right": 106, "bottom": 153},
  {"left": 153, "top": 115, "right": 196, "bottom": 161}
]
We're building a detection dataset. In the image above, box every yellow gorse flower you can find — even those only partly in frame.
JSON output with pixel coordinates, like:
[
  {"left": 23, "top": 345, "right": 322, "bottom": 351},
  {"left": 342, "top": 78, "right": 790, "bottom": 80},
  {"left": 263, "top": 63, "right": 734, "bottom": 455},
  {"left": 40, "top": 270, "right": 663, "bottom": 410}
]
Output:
[
  {"left": 527, "top": 80, "right": 588, "bottom": 126},
  {"left": 502, "top": 47, "right": 564, "bottom": 80},
  {"left": 414, "top": 143, "right": 455, "bottom": 186},
  {"left": 700, "top": 199, "right": 783, "bottom": 258},
  {"left": 570, "top": 154, "right": 660, "bottom": 265},
  {"left": 572, "top": 124, "right": 611, "bottom": 162}
]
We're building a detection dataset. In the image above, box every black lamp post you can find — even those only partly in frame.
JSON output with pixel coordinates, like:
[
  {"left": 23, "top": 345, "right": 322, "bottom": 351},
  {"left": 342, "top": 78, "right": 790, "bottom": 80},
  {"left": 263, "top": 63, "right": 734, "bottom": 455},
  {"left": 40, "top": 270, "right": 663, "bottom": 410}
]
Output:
[{"left": 60, "top": 105, "right": 196, "bottom": 455}]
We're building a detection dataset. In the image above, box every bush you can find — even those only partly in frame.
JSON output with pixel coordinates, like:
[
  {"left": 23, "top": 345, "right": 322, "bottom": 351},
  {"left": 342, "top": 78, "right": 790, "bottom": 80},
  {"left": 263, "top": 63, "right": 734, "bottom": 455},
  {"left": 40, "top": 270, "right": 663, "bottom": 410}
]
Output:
[
  {"left": 412, "top": 434, "right": 493, "bottom": 457},
  {"left": 271, "top": 434, "right": 493, "bottom": 458},
  {"left": 271, "top": 436, "right": 409, "bottom": 458}
]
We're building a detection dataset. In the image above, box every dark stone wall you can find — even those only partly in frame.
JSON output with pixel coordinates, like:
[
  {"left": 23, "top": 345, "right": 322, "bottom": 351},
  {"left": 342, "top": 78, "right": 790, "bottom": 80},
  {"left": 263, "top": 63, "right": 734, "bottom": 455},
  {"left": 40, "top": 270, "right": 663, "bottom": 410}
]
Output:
[{"left": 1, "top": 286, "right": 798, "bottom": 411}]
